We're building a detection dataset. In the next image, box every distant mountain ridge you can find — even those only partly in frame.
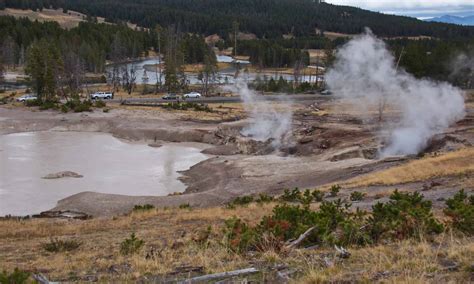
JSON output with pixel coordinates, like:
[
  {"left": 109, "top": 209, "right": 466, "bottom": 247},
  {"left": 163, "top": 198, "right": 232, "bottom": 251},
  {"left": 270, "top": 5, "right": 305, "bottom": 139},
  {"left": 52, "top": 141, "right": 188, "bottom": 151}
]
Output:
[{"left": 426, "top": 15, "right": 474, "bottom": 26}]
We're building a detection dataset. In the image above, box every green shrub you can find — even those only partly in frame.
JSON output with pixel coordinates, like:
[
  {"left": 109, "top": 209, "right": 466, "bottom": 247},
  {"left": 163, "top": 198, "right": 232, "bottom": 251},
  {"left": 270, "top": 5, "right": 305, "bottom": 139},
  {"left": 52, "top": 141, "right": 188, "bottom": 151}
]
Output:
[
  {"left": 0, "top": 268, "right": 30, "bottom": 284},
  {"left": 228, "top": 195, "right": 254, "bottom": 208},
  {"left": 179, "top": 203, "right": 191, "bottom": 209},
  {"left": 94, "top": 100, "right": 106, "bottom": 108},
  {"left": 280, "top": 188, "right": 301, "bottom": 202},
  {"left": 312, "top": 190, "right": 325, "bottom": 202},
  {"left": 444, "top": 190, "right": 474, "bottom": 234},
  {"left": 43, "top": 238, "right": 81, "bottom": 253},
  {"left": 329, "top": 185, "right": 341, "bottom": 197},
  {"left": 25, "top": 99, "right": 41, "bottom": 107},
  {"left": 163, "top": 102, "right": 212, "bottom": 112},
  {"left": 255, "top": 193, "right": 274, "bottom": 204},
  {"left": 120, "top": 233, "right": 144, "bottom": 255},
  {"left": 223, "top": 190, "right": 445, "bottom": 253},
  {"left": 103, "top": 108, "right": 110, "bottom": 113},
  {"left": 223, "top": 217, "right": 257, "bottom": 253},
  {"left": 38, "top": 99, "right": 59, "bottom": 110},
  {"left": 368, "top": 190, "right": 443, "bottom": 241},
  {"left": 133, "top": 204, "right": 155, "bottom": 212},
  {"left": 60, "top": 104, "right": 69, "bottom": 113},
  {"left": 350, "top": 191, "right": 366, "bottom": 202},
  {"left": 64, "top": 99, "right": 92, "bottom": 112}
]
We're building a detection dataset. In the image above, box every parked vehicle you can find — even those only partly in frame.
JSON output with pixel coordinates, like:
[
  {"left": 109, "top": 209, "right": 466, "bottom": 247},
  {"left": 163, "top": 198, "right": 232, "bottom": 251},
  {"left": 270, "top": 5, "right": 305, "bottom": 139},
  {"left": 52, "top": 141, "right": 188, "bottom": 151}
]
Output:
[
  {"left": 183, "top": 92, "right": 202, "bottom": 99},
  {"left": 90, "top": 91, "right": 114, "bottom": 100},
  {"left": 162, "top": 93, "right": 179, "bottom": 100},
  {"left": 16, "top": 94, "right": 37, "bottom": 102},
  {"left": 320, "top": 90, "right": 332, "bottom": 95}
]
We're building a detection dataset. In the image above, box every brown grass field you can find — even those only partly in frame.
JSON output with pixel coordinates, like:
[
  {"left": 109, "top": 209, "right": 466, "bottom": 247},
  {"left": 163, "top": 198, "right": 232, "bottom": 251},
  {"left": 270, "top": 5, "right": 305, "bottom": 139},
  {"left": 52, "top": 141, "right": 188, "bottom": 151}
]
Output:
[
  {"left": 346, "top": 147, "right": 474, "bottom": 187},
  {"left": 1, "top": 202, "right": 473, "bottom": 283}
]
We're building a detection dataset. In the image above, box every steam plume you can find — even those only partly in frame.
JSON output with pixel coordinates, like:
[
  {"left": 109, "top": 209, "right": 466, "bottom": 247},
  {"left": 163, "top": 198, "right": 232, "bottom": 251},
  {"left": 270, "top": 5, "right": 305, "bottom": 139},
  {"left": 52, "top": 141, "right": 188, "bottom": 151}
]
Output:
[
  {"left": 228, "top": 80, "right": 293, "bottom": 148},
  {"left": 326, "top": 29, "right": 465, "bottom": 156}
]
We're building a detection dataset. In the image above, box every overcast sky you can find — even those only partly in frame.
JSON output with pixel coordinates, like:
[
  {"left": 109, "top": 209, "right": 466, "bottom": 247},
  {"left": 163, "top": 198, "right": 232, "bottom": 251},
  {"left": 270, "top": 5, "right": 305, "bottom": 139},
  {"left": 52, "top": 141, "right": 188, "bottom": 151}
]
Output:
[{"left": 325, "top": 0, "right": 474, "bottom": 18}]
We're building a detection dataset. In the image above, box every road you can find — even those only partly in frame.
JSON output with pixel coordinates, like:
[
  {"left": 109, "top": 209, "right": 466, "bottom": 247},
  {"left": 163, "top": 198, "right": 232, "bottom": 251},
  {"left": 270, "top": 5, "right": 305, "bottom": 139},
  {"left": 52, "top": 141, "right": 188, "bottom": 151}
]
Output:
[{"left": 116, "top": 94, "right": 332, "bottom": 105}]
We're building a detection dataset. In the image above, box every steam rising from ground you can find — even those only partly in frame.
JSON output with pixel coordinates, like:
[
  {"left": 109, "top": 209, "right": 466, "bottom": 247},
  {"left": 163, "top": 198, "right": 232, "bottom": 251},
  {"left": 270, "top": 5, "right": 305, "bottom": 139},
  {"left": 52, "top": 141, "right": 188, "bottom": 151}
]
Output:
[
  {"left": 326, "top": 29, "right": 465, "bottom": 156},
  {"left": 228, "top": 80, "right": 293, "bottom": 148}
]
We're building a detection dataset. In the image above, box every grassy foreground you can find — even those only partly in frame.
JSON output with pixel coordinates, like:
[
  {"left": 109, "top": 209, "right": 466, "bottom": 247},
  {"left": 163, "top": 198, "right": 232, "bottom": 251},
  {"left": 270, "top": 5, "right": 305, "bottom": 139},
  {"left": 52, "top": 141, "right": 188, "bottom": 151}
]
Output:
[{"left": 1, "top": 197, "right": 473, "bottom": 283}]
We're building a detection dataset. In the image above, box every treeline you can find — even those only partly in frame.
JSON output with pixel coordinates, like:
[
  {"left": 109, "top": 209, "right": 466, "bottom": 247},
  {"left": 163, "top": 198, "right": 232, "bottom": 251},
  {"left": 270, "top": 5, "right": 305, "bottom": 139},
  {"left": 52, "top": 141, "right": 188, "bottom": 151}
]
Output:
[
  {"left": 238, "top": 40, "right": 310, "bottom": 68},
  {"left": 388, "top": 38, "right": 474, "bottom": 89},
  {"left": 3, "top": 0, "right": 474, "bottom": 40},
  {"left": 0, "top": 16, "right": 155, "bottom": 72},
  {"left": 252, "top": 76, "right": 321, "bottom": 93}
]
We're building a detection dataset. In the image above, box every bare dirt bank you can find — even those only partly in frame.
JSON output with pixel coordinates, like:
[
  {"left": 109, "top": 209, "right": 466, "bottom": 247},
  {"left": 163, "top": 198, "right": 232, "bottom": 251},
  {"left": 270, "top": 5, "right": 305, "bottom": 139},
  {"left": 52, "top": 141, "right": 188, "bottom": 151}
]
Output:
[{"left": 2, "top": 101, "right": 473, "bottom": 217}]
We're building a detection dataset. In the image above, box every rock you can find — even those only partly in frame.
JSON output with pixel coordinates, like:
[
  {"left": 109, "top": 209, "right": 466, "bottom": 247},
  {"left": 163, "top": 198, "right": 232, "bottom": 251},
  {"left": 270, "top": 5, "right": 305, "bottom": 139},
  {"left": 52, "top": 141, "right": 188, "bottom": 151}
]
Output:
[
  {"left": 33, "top": 210, "right": 91, "bottom": 220},
  {"left": 298, "top": 137, "right": 313, "bottom": 144},
  {"left": 42, "top": 171, "right": 83, "bottom": 179},
  {"left": 148, "top": 142, "right": 162, "bottom": 148},
  {"left": 438, "top": 259, "right": 459, "bottom": 271}
]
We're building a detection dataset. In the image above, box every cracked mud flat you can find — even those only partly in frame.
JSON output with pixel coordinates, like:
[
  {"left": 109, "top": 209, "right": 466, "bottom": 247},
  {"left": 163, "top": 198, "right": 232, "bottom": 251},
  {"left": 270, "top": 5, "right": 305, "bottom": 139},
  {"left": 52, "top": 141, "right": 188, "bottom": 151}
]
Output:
[{"left": 1, "top": 97, "right": 473, "bottom": 217}]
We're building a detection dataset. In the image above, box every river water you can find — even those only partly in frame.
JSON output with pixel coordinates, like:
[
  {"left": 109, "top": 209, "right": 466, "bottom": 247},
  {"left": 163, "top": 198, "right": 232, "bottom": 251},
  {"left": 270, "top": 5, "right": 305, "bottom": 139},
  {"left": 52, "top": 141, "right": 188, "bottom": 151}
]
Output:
[
  {"left": 106, "top": 57, "right": 324, "bottom": 85},
  {"left": 0, "top": 131, "right": 209, "bottom": 216}
]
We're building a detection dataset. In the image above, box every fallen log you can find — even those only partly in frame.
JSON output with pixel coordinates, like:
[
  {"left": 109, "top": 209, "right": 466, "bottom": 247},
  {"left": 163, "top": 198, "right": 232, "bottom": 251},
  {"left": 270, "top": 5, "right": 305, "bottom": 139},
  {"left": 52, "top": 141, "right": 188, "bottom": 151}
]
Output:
[
  {"left": 178, "top": 267, "right": 259, "bottom": 283},
  {"left": 285, "top": 226, "right": 316, "bottom": 249}
]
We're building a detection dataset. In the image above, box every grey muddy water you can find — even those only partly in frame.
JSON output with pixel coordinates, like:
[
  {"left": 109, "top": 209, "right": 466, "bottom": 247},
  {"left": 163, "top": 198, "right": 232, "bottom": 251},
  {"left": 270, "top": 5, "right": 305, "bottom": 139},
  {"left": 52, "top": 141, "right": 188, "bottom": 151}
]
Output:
[{"left": 0, "top": 131, "right": 209, "bottom": 216}]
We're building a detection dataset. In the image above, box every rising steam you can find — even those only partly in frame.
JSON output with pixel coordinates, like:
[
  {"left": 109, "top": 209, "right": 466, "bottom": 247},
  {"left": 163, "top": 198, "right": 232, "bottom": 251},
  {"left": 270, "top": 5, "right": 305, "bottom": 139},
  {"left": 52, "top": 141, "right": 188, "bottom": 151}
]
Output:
[
  {"left": 228, "top": 80, "right": 293, "bottom": 148},
  {"left": 326, "top": 29, "right": 465, "bottom": 156}
]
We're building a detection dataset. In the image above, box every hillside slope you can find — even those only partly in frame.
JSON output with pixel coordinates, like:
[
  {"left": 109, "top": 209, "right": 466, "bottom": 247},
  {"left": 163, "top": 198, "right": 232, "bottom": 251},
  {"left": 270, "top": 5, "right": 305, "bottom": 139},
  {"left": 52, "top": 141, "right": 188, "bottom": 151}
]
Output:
[{"left": 3, "top": 0, "right": 474, "bottom": 39}]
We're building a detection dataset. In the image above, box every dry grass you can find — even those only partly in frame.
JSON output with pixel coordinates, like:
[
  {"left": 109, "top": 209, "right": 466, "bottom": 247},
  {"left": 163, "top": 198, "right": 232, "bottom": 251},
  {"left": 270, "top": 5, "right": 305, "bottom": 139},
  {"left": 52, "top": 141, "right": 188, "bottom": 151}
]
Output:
[
  {"left": 1, "top": 202, "right": 472, "bottom": 282},
  {"left": 346, "top": 147, "right": 474, "bottom": 187},
  {"left": 298, "top": 234, "right": 473, "bottom": 283},
  {"left": 0, "top": 8, "right": 138, "bottom": 30}
]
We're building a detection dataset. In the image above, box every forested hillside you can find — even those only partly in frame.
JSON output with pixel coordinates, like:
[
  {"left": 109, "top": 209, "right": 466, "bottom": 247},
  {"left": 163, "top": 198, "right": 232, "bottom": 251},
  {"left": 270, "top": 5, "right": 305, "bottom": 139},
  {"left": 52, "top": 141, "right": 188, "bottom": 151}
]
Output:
[
  {"left": 3, "top": 0, "right": 474, "bottom": 39},
  {"left": 0, "top": 16, "right": 155, "bottom": 72}
]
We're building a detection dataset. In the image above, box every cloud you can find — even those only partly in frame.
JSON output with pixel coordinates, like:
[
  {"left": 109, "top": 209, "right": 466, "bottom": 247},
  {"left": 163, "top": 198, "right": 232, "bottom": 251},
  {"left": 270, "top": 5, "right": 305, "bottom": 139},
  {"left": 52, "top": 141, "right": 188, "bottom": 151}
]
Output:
[{"left": 326, "top": 0, "right": 473, "bottom": 10}]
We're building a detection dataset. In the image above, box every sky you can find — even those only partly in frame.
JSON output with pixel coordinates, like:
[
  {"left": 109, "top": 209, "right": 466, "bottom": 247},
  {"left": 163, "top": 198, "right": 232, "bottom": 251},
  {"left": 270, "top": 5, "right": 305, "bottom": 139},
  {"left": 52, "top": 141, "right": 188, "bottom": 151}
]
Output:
[{"left": 325, "top": 0, "right": 474, "bottom": 18}]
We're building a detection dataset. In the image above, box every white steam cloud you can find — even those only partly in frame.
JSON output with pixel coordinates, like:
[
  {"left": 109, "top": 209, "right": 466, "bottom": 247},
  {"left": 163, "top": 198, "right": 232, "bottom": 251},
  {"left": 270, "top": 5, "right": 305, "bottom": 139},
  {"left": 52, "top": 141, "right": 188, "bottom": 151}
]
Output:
[
  {"left": 326, "top": 29, "right": 465, "bottom": 156},
  {"left": 227, "top": 79, "right": 293, "bottom": 148}
]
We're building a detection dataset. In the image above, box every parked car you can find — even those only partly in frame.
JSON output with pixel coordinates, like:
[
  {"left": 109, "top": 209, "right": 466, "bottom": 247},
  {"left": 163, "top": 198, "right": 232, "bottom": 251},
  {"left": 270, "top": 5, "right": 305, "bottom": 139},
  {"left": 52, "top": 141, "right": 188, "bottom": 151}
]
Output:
[
  {"left": 16, "top": 94, "right": 38, "bottom": 102},
  {"left": 162, "top": 93, "right": 179, "bottom": 100},
  {"left": 320, "top": 89, "right": 332, "bottom": 95},
  {"left": 183, "top": 91, "right": 202, "bottom": 99},
  {"left": 90, "top": 91, "right": 114, "bottom": 100}
]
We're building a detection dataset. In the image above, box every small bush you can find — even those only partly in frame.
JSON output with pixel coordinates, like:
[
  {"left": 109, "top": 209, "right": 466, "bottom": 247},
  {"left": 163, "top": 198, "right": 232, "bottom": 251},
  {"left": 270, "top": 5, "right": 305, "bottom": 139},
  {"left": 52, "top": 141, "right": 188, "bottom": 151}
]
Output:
[
  {"left": 255, "top": 193, "right": 274, "bottom": 204},
  {"left": 228, "top": 195, "right": 254, "bottom": 207},
  {"left": 350, "top": 191, "right": 366, "bottom": 202},
  {"left": 312, "top": 190, "right": 325, "bottom": 202},
  {"left": 329, "top": 185, "right": 341, "bottom": 197},
  {"left": 280, "top": 188, "right": 301, "bottom": 202},
  {"left": 61, "top": 104, "right": 69, "bottom": 113},
  {"left": 0, "top": 268, "right": 30, "bottom": 284},
  {"left": 163, "top": 102, "right": 213, "bottom": 112},
  {"left": 25, "top": 99, "right": 41, "bottom": 107},
  {"left": 64, "top": 99, "right": 92, "bottom": 112},
  {"left": 43, "top": 238, "right": 81, "bottom": 253},
  {"left": 179, "top": 203, "right": 191, "bottom": 209},
  {"left": 368, "top": 190, "right": 443, "bottom": 241},
  {"left": 120, "top": 233, "right": 144, "bottom": 255},
  {"left": 39, "top": 99, "right": 59, "bottom": 110},
  {"left": 444, "top": 189, "right": 474, "bottom": 234},
  {"left": 103, "top": 108, "right": 110, "bottom": 113},
  {"left": 223, "top": 217, "right": 257, "bottom": 253},
  {"left": 133, "top": 204, "right": 155, "bottom": 212},
  {"left": 94, "top": 100, "right": 106, "bottom": 108}
]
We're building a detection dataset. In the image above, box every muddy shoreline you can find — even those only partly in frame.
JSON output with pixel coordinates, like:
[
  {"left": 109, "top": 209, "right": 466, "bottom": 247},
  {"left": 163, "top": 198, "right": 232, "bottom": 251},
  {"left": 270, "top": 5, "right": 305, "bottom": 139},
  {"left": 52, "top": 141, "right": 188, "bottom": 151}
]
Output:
[{"left": 2, "top": 103, "right": 472, "bottom": 217}]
